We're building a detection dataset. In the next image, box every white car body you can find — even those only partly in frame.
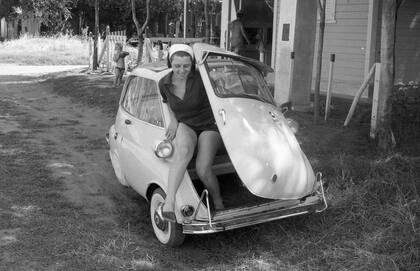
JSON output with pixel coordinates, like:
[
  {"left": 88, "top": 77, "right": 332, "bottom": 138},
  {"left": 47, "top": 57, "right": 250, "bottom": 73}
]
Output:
[{"left": 107, "top": 43, "right": 327, "bottom": 246}]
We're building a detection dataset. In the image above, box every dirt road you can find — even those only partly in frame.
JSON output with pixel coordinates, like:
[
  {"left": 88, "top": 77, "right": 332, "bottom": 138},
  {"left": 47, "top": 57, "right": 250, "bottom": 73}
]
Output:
[{"left": 0, "top": 70, "right": 131, "bottom": 221}]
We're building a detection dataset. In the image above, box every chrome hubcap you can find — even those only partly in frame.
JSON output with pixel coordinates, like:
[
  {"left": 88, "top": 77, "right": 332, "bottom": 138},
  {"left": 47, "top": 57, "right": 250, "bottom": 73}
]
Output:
[{"left": 154, "top": 204, "right": 167, "bottom": 231}]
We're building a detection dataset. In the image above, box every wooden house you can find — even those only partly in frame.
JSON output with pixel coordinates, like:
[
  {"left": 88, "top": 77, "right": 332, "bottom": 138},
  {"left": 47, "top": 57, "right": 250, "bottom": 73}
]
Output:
[{"left": 219, "top": 0, "right": 420, "bottom": 106}]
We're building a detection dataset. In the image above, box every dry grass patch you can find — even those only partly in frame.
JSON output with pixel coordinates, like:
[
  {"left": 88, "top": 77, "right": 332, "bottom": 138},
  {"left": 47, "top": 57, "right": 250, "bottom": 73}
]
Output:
[{"left": 0, "top": 35, "right": 89, "bottom": 65}]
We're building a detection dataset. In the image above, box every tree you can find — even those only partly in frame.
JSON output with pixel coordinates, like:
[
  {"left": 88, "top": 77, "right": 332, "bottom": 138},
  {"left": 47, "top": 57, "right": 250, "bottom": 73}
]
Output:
[
  {"left": 20, "top": 0, "right": 74, "bottom": 33},
  {"left": 131, "top": 0, "right": 150, "bottom": 63},
  {"left": 376, "top": 0, "right": 398, "bottom": 151},
  {"left": 204, "top": 0, "right": 210, "bottom": 42},
  {"left": 92, "top": 0, "right": 99, "bottom": 70},
  {"left": 0, "top": 0, "right": 19, "bottom": 18},
  {"left": 0, "top": 0, "right": 74, "bottom": 33},
  {"left": 313, "top": 0, "right": 326, "bottom": 123}
]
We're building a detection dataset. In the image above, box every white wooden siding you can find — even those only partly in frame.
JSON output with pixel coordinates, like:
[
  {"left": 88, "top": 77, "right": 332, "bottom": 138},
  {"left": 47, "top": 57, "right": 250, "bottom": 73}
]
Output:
[
  {"left": 395, "top": 0, "right": 420, "bottom": 83},
  {"left": 313, "top": 0, "right": 370, "bottom": 98}
]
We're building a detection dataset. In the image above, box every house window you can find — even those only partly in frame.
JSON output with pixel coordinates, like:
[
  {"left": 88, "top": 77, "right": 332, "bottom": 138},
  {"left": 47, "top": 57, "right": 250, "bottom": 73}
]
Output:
[{"left": 318, "top": 0, "right": 337, "bottom": 23}]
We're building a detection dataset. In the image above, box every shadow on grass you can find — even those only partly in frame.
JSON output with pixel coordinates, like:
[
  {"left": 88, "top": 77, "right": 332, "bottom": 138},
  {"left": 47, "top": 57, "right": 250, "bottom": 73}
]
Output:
[{"left": 50, "top": 73, "right": 122, "bottom": 116}]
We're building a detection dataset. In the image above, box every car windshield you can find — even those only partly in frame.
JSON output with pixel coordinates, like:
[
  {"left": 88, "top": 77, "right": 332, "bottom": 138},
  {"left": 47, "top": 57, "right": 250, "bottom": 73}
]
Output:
[{"left": 204, "top": 54, "right": 275, "bottom": 105}]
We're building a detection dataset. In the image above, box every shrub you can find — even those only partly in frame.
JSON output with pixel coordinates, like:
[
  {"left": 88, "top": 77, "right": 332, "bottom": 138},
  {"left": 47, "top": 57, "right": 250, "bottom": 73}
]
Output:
[{"left": 392, "top": 82, "right": 420, "bottom": 154}]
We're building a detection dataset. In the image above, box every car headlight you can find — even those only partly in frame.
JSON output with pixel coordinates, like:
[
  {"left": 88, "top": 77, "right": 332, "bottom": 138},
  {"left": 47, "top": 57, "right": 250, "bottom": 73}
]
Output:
[
  {"left": 155, "top": 140, "right": 174, "bottom": 158},
  {"left": 286, "top": 118, "right": 299, "bottom": 134}
]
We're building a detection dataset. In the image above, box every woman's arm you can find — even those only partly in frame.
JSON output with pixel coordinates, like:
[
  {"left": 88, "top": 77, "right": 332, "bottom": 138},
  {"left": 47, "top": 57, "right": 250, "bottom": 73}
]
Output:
[
  {"left": 113, "top": 52, "right": 120, "bottom": 62},
  {"left": 165, "top": 106, "right": 179, "bottom": 141}
]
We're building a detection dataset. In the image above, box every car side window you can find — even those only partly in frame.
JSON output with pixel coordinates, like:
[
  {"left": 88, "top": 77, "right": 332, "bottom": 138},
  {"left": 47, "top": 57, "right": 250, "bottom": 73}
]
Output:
[{"left": 122, "top": 76, "right": 164, "bottom": 127}]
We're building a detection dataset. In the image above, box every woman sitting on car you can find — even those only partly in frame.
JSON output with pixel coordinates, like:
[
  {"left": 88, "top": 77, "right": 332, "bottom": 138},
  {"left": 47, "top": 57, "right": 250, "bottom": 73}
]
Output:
[{"left": 158, "top": 44, "right": 224, "bottom": 222}]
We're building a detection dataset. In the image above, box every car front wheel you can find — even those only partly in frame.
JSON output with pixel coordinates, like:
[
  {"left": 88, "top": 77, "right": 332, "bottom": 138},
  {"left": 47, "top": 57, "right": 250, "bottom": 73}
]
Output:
[{"left": 150, "top": 188, "right": 185, "bottom": 247}]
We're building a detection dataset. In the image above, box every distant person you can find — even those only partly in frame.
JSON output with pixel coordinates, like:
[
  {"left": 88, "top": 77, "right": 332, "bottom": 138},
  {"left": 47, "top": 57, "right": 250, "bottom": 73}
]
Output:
[
  {"left": 229, "top": 10, "right": 250, "bottom": 54},
  {"left": 82, "top": 26, "right": 89, "bottom": 41},
  {"left": 113, "top": 42, "right": 129, "bottom": 87}
]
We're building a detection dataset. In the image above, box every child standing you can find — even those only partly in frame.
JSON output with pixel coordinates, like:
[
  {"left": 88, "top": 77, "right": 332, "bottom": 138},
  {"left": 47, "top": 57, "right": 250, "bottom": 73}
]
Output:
[{"left": 113, "top": 42, "right": 129, "bottom": 87}]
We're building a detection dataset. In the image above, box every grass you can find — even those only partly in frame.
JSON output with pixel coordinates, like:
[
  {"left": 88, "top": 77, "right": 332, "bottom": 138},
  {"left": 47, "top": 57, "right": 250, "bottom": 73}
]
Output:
[
  {"left": 0, "top": 35, "right": 89, "bottom": 65},
  {"left": 1, "top": 72, "right": 419, "bottom": 270},
  {"left": 51, "top": 73, "right": 420, "bottom": 270}
]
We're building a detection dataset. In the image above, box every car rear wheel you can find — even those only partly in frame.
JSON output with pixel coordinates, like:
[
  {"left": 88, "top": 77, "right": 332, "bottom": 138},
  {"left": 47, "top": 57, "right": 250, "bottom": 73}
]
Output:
[{"left": 150, "top": 188, "right": 185, "bottom": 247}]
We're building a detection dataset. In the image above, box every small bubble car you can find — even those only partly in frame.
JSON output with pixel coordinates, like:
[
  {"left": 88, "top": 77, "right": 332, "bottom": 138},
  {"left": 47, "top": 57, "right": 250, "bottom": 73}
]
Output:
[{"left": 106, "top": 43, "right": 327, "bottom": 246}]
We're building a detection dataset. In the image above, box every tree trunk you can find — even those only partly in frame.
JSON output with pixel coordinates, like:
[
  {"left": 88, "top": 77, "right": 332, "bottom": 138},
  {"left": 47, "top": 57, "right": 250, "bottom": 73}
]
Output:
[
  {"left": 313, "top": 0, "right": 326, "bottom": 123},
  {"left": 131, "top": 0, "right": 150, "bottom": 64},
  {"left": 377, "top": 0, "right": 397, "bottom": 151},
  {"left": 204, "top": 0, "right": 210, "bottom": 43},
  {"left": 93, "top": 0, "right": 99, "bottom": 70}
]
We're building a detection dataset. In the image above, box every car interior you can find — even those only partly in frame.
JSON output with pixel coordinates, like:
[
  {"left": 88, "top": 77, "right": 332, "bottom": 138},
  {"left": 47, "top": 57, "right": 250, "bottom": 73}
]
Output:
[{"left": 187, "top": 144, "right": 274, "bottom": 211}]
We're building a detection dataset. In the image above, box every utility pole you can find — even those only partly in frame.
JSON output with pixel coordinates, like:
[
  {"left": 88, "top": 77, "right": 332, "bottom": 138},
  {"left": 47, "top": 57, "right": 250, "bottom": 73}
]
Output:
[
  {"left": 183, "top": 0, "right": 187, "bottom": 38},
  {"left": 93, "top": 0, "right": 99, "bottom": 70}
]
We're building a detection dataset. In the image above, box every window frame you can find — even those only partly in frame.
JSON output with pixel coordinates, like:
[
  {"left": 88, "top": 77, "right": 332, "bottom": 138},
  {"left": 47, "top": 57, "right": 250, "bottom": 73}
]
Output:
[
  {"left": 204, "top": 54, "right": 276, "bottom": 105},
  {"left": 121, "top": 75, "right": 165, "bottom": 128}
]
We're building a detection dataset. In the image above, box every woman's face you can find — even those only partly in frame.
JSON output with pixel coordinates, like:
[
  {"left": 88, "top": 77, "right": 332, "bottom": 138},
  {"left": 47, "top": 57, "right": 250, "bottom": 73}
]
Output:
[{"left": 171, "top": 55, "right": 192, "bottom": 80}]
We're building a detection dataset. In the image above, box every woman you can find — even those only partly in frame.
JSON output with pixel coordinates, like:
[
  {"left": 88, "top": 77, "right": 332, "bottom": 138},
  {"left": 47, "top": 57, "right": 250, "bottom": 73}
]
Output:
[{"left": 159, "top": 44, "right": 224, "bottom": 222}]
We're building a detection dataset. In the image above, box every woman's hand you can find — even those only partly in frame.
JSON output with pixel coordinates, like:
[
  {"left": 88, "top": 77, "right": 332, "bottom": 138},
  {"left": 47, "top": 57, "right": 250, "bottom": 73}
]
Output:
[{"left": 165, "top": 121, "right": 179, "bottom": 141}]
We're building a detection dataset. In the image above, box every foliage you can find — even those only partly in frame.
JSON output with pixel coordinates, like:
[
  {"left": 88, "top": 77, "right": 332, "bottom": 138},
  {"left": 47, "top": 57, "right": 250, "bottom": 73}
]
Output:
[
  {"left": 1, "top": 0, "right": 184, "bottom": 36},
  {"left": 24, "top": 0, "right": 74, "bottom": 33},
  {"left": 0, "top": 0, "right": 74, "bottom": 33},
  {"left": 391, "top": 82, "right": 420, "bottom": 153},
  {"left": 70, "top": 0, "right": 183, "bottom": 37},
  {"left": 0, "top": 0, "right": 19, "bottom": 18}
]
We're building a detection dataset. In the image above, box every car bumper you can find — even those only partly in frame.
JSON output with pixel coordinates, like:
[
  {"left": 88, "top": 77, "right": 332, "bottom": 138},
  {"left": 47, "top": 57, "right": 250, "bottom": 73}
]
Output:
[{"left": 182, "top": 193, "right": 326, "bottom": 234}]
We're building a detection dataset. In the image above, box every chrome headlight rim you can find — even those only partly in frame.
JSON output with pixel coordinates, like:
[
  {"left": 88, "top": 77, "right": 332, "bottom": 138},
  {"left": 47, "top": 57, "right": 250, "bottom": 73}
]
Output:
[{"left": 154, "top": 139, "right": 174, "bottom": 158}]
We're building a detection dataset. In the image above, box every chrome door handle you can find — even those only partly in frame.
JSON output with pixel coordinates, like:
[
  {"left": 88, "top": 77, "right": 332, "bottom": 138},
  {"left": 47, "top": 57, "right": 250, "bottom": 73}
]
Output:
[{"left": 218, "top": 109, "right": 226, "bottom": 125}]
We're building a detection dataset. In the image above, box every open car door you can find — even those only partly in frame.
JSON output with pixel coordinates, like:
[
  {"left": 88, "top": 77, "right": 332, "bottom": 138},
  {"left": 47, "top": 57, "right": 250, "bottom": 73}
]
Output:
[{"left": 193, "top": 43, "right": 316, "bottom": 200}]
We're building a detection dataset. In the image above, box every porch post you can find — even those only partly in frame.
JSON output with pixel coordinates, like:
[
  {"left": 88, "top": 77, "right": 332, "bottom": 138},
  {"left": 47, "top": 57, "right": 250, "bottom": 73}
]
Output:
[{"left": 271, "top": 0, "right": 279, "bottom": 69}]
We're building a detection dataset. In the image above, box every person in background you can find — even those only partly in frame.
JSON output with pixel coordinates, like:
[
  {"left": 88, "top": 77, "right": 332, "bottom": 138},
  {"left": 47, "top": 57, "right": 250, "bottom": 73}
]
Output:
[
  {"left": 159, "top": 44, "right": 224, "bottom": 222},
  {"left": 229, "top": 10, "right": 250, "bottom": 54},
  {"left": 113, "top": 42, "right": 129, "bottom": 87}
]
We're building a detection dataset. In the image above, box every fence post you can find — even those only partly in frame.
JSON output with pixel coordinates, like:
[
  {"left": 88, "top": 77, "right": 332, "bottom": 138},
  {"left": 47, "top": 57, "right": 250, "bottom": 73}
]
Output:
[
  {"left": 105, "top": 26, "right": 110, "bottom": 72},
  {"left": 324, "top": 53, "right": 335, "bottom": 120},
  {"left": 288, "top": 51, "right": 295, "bottom": 102},
  {"left": 344, "top": 64, "right": 376, "bottom": 126},
  {"left": 370, "top": 63, "right": 381, "bottom": 138}
]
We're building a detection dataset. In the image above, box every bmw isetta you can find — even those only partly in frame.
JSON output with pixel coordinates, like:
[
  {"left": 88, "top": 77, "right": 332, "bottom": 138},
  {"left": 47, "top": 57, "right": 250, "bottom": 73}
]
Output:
[{"left": 106, "top": 43, "right": 327, "bottom": 247}]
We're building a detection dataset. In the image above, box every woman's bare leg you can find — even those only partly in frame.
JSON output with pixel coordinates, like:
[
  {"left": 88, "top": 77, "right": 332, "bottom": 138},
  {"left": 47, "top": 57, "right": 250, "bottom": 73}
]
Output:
[
  {"left": 163, "top": 123, "right": 197, "bottom": 214},
  {"left": 195, "top": 131, "right": 224, "bottom": 210},
  {"left": 114, "top": 68, "right": 120, "bottom": 86}
]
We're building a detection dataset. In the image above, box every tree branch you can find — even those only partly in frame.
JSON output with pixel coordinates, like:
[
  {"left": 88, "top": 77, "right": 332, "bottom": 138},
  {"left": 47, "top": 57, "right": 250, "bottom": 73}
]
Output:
[
  {"left": 131, "top": 0, "right": 150, "bottom": 35},
  {"left": 131, "top": 0, "right": 140, "bottom": 33},
  {"left": 131, "top": 0, "right": 151, "bottom": 64}
]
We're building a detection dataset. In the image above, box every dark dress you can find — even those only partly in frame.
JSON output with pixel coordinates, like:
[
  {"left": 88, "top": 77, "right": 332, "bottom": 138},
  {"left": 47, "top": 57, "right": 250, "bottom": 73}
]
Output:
[{"left": 159, "top": 71, "right": 218, "bottom": 136}]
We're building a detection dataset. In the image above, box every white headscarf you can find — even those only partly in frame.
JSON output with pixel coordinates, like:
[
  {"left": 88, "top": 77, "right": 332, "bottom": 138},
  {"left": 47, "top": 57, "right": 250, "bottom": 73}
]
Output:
[{"left": 168, "top": 44, "right": 194, "bottom": 60}]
